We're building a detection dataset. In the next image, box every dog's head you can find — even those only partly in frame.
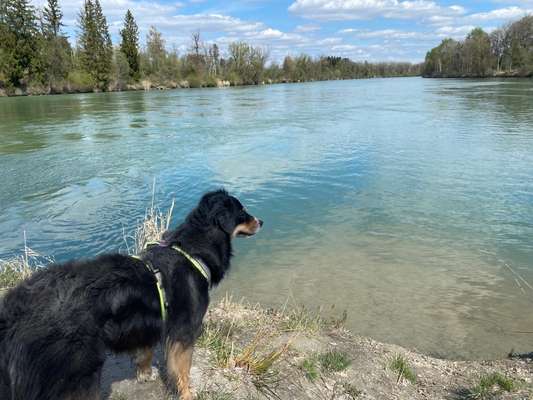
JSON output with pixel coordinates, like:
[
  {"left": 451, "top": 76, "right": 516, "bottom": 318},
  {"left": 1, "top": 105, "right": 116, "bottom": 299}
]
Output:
[{"left": 198, "top": 190, "right": 263, "bottom": 238}]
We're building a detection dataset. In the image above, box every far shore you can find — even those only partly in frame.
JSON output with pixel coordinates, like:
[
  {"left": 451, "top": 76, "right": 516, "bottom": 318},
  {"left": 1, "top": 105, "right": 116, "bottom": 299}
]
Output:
[
  {"left": 0, "top": 75, "right": 421, "bottom": 98},
  {"left": 3, "top": 74, "right": 533, "bottom": 98},
  {"left": 422, "top": 70, "right": 533, "bottom": 79}
]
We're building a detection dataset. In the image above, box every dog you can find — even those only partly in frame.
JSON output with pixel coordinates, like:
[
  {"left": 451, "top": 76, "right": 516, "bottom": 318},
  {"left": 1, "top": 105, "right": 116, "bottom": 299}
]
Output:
[{"left": 0, "top": 189, "right": 263, "bottom": 400}]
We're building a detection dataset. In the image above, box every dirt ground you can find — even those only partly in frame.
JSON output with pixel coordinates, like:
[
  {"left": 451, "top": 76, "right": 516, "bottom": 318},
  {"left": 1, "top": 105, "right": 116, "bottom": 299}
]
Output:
[{"left": 103, "top": 299, "right": 533, "bottom": 400}]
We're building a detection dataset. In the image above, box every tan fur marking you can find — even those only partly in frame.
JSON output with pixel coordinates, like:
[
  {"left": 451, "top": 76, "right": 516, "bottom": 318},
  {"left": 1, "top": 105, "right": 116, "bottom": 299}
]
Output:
[
  {"left": 232, "top": 219, "right": 260, "bottom": 237},
  {"left": 167, "top": 341, "right": 194, "bottom": 400}
]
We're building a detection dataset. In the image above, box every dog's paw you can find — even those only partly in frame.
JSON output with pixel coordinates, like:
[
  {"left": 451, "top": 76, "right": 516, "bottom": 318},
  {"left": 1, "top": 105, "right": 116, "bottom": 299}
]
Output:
[
  {"left": 179, "top": 391, "right": 193, "bottom": 400},
  {"left": 136, "top": 366, "right": 159, "bottom": 383}
]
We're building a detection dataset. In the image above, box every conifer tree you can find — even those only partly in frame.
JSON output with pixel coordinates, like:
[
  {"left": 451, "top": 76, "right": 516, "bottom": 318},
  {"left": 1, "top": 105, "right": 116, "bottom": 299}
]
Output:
[
  {"left": 0, "top": 0, "right": 11, "bottom": 83},
  {"left": 94, "top": 0, "right": 112, "bottom": 78},
  {"left": 119, "top": 9, "right": 140, "bottom": 80},
  {"left": 77, "top": 0, "right": 112, "bottom": 88},
  {"left": 1, "top": 0, "right": 42, "bottom": 85},
  {"left": 41, "top": 0, "right": 71, "bottom": 84},
  {"left": 42, "top": 0, "right": 62, "bottom": 38},
  {"left": 78, "top": 0, "right": 96, "bottom": 73}
]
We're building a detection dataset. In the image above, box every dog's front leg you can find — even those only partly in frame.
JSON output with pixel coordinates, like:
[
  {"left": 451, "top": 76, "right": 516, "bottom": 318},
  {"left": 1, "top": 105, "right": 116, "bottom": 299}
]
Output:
[
  {"left": 167, "top": 340, "right": 194, "bottom": 400},
  {"left": 134, "top": 347, "right": 158, "bottom": 382}
]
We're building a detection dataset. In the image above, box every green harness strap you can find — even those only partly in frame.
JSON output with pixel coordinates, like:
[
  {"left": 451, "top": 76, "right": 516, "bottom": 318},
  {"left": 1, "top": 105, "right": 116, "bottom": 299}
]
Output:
[
  {"left": 170, "top": 245, "right": 211, "bottom": 282},
  {"left": 131, "top": 254, "right": 168, "bottom": 322},
  {"left": 133, "top": 242, "right": 211, "bottom": 322}
]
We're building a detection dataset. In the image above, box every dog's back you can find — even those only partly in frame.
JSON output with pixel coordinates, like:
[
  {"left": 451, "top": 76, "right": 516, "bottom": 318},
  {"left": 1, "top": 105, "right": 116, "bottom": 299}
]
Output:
[{"left": 0, "top": 255, "right": 162, "bottom": 400}]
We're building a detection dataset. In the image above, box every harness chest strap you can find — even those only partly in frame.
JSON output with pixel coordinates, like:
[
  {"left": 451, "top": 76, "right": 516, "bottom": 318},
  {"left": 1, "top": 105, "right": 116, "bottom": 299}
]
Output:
[
  {"left": 131, "top": 255, "right": 168, "bottom": 321},
  {"left": 170, "top": 245, "right": 212, "bottom": 284},
  {"left": 132, "top": 244, "right": 212, "bottom": 322}
]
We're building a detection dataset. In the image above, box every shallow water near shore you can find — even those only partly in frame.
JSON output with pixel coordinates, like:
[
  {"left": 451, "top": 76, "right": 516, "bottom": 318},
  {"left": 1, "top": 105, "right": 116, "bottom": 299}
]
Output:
[{"left": 1, "top": 78, "right": 532, "bottom": 360}]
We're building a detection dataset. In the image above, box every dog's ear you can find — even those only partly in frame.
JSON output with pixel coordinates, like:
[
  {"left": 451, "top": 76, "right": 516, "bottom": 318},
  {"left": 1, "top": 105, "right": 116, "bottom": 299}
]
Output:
[
  {"left": 214, "top": 207, "right": 235, "bottom": 235},
  {"left": 197, "top": 189, "right": 235, "bottom": 234}
]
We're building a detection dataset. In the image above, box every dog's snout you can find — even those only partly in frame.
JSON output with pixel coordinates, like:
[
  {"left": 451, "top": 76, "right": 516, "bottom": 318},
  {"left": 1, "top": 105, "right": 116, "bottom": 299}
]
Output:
[{"left": 258, "top": 219, "right": 263, "bottom": 227}]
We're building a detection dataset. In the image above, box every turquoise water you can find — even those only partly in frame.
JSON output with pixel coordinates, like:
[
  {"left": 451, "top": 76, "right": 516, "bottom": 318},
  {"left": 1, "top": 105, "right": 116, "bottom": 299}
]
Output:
[{"left": 1, "top": 78, "right": 532, "bottom": 359}]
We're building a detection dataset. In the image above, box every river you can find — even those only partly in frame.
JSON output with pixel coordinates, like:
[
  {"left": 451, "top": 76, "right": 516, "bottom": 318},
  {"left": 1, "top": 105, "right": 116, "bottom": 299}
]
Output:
[{"left": 1, "top": 78, "right": 532, "bottom": 359}]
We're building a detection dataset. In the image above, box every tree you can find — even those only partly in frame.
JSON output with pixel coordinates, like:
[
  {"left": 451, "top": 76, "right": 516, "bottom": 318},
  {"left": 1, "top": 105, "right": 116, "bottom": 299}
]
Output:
[
  {"left": 42, "top": 0, "right": 62, "bottom": 38},
  {"left": 187, "top": 31, "right": 205, "bottom": 75},
  {"left": 112, "top": 47, "right": 130, "bottom": 89},
  {"left": 77, "top": 0, "right": 112, "bottom": 88},
  {"left": 93, "top": 0, "right": 112, "bottom": 83},
  {"left": 41, "top": 0, "right": 71, "bottom": 85},
  {"left": 119, "top": 9, "right": 139, "bottom": 80},
  {"left": 490, "top": 27, "right": 507, "bottom": 72},
  {"left": 227, "top": 42, "right": 267, "bottom": 84},
  {"left": 506, "top": 15, "right": 533, "bottom": 71},
  {"left": 282, "top": 55, "right": 295, "bottom": 80},
  {"left": 1, "top": 0, "right": 43, "bottom": 86},
  {"left": 424, "top": 15, "right": 533, "bottom": 77},
  {"left": 208, "top": 43, "right": 219, "bottom": 76},
  {"left": 463, "top": 28, "right": 492, "bottom": 76},
  {"left": 145, "top": 25, "right": 166, "bottom": 77}
]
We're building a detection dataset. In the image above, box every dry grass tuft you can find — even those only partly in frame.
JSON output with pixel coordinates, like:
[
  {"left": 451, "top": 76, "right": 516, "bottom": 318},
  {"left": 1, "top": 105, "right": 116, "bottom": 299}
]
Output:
[
  {"left": 234, "top": 331, "right": 291, "bottom": 375},
  {"left": 0, "top": 233, "right": 53, "bottom": 289},
  {"left": 123, "top": 180, "right": 174, "bottom": 255}
]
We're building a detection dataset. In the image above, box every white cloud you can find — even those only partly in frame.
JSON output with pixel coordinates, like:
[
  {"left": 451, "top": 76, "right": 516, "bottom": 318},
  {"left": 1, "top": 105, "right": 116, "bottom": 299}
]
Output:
[
  {"left": 255, "top": 28, "right": 284, "bottom": 38},
  {"left": 340, "top": 28, "right": 425, "bottom": 39},
  {"left": 294, "top": 24, "right": 322, "bottom": 32},
  {"left": 435, "top": 25, "right": 476, "bottom": 38},
  {"left": 288, "top": 0, "right": 465, "bottom": 21},
  {"left": 317, "top": 37, "right": 343, "bottom": 45},
  {"left": 465, "top": 6, "right": 532, "bottom": 22}
]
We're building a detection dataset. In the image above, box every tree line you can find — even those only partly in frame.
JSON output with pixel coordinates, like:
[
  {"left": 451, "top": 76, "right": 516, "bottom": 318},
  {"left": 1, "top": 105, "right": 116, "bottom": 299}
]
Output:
[
  {"left": 423, "top": 15, "right": 533, "bottom": 78},
  {"left": 0, "top": 0, "right": 420, "bottom": 95}
]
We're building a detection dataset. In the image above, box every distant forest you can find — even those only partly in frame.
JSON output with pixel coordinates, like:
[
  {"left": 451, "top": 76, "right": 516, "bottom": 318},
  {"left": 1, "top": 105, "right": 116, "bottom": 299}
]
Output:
[
  {"left": 423, "top": 15, "right": 533, "bottom": 78},
  {"left": 0, "top": 0, "right": 420, "bottom": 95},
  {"left": 2, "top": 1, "right": 532, "bottom": 96}
]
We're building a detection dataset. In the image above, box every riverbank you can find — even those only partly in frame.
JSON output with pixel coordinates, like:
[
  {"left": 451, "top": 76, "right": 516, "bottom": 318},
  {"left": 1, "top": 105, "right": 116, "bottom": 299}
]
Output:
[
  {"left": 0, "top": 74, "right": 420, "bottom": 97},
  {"left": 422, "top": 71, "right": 533, "bottom": 79},
  {"left": 0, "top": 78, "right": 230, "bottom": 97},
  {"left": 1, "top": 286, "right": 531, "bottom": 400},
  {"left": 107, "top": 297, "right": 533, "bottom": 399},
  {"left": 1, "top": 241, "right": 532, "bottom": 398}
]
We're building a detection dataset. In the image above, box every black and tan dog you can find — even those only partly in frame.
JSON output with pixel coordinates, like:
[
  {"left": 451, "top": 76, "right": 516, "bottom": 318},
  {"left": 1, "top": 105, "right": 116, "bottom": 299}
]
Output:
[{"left": 0, "top": 189, "right": 262, "bottom": 400}]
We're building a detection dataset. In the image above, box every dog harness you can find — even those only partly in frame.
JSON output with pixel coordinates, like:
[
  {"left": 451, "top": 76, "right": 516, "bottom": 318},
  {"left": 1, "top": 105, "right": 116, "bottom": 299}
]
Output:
[{"left": 133, "top": 242, "right": 212, "bottom": 322}]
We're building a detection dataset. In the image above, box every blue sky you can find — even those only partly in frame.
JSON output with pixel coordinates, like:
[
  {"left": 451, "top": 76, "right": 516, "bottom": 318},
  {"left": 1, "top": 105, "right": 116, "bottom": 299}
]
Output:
[{"left": 33, "top": 0, "right": 533, "bottom": 62}]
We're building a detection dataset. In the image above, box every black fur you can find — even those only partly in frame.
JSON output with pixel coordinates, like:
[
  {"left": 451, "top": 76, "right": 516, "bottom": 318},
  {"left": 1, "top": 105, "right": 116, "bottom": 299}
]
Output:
[{"left": 0, "top": 189, "right": 262, "bottom": 400}]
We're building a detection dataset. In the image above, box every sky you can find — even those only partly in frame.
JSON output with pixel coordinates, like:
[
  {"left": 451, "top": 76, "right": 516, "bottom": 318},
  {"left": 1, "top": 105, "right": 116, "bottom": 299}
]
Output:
[{"left": 32, "top": 0, "right": 533, "bottom": 63}]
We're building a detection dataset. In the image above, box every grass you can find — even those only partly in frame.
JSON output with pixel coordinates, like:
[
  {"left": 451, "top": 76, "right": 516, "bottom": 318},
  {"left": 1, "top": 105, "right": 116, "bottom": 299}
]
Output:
[
  {"left": 197, "top": 320, "right": 235, "bottom": 368},
  {"left": 300, "top": 357, "right": 320, "bottom": 381},
  {"left": 195, "top": 390, "right": 234, "bottom": 400},
  {"left": 123, "top": 180, "right": 174, "bottom": 255},
  {"left": 467, "top": 372, "right": 515, "bottom": 399},
  {"left": 317, "top": 350, "right": 351, "bottom": 373},
  {"left": 280, "top": 304, "right": 348, "bottom": 334},
  {"left": 389, "top": 354, "right": 416, "bottom": 384},
  {"left": 300, "top": 350, "right": 351, "bottom": 382},
  {"left": 197, "top": 318, "right": 289, "bottom": 376},
  {"left": 281, "top": 305, "right": 326, "bottom": 334},
  {"left": 235, "top": 333, "right": 290, "bottom": 375},
  {"left": 0, "top": 233, "right": 52, "bottom": 289}
]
